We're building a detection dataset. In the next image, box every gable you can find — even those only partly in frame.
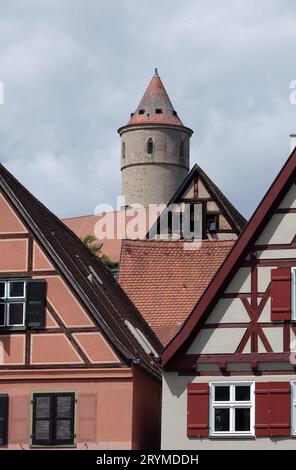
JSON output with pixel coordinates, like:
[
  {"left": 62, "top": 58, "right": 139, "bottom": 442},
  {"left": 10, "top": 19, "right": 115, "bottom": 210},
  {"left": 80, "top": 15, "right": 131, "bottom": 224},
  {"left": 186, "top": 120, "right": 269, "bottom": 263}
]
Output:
[
  {"left": 162, "top": 146, "right": 296, "bottom": 369},
  {"left": 148, "top": 165, "right": 246, "bottom": 241},
  {"left": 0, "top": 188, "right": 121, "bottom": 367}
]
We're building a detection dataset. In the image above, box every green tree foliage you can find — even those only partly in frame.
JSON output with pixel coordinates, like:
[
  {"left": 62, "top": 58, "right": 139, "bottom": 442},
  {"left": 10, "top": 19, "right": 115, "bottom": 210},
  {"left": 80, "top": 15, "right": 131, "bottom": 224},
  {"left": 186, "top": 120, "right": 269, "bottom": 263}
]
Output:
[{"left": 82, "top": 235, "right": 117, "bottom": 270}]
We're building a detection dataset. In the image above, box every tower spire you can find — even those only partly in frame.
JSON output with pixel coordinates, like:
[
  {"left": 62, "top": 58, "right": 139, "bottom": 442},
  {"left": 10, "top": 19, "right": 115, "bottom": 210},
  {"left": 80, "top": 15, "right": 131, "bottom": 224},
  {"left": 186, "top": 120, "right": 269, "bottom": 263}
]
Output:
[{"left": 127, "top": 70, "right": 184, "bottom": 126}]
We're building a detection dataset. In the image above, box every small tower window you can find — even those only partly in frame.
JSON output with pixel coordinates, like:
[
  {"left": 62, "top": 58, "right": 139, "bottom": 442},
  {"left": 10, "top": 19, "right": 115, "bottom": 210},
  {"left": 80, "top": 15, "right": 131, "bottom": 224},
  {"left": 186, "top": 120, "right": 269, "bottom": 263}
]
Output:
[
  {"left": 155, "top": 108, "right": 162, "bottom": 114},
  {"left": 139, "top": 109, "right": 145, "bottom": 115},
  {"left": 179, "top": 141, "right": 184, "bottom": 159},
  {"left": 122, "top": 142, "right": 125, "bottom": 159},
  {"left": 147, "top": 138, "right": 154, "bottom": 154}
]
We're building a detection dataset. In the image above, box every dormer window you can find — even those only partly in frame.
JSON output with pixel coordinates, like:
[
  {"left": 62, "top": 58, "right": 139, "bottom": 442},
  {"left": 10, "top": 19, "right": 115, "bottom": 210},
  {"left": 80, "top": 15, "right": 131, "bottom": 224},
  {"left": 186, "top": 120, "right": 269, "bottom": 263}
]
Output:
[
  {"left": 155, "top": 109, "right": 162, "bottom": 114},
  {"left": 147, "top": 138, "right": 154, "bottom": 154},
  {"left": 139, "top": 109, "right": 145, "bottom": 115}
]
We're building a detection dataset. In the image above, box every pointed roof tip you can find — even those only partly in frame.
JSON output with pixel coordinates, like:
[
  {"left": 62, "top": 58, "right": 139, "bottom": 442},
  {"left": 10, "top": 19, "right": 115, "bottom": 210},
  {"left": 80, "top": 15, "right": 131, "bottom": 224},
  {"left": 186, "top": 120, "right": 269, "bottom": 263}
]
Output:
[{"left": 125, "top": 70, "right": 191, "bottom": 129}]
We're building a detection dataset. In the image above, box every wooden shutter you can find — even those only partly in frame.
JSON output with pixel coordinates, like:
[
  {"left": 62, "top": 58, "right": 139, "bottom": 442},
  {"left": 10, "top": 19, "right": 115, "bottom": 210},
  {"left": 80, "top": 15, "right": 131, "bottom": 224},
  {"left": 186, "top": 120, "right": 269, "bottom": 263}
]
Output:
[
  {"left": 32, "top": 393, "right": 75, "bottom": 446},
  {"left": 270, "top": 267, "right": 291, "bottom": 321},
  {"left": 255, "top": 382, "right": 290, "bottom": 436},
  {"left": 26, "top": 280, "right": 46, "bottom": 328},
  {"left": 0, "top": 394, "right": 8, "bottom": 445},
  {"left": 187, "top": 383, "right": 209, "bottom": 437},
  {"left": 32, "top": 393, "right": 53, "bottom": 445},
  {"left": 54, "top": 393, "right": 75, "bottom": 445}
]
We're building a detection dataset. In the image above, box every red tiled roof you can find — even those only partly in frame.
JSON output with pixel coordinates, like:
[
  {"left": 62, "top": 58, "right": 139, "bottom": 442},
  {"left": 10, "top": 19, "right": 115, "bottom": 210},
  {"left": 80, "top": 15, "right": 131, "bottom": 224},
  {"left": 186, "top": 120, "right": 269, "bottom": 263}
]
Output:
[
  {"left": 126, "top": 70, "right": 186, "bottom": 127},
  {"left": 118, "top": 239, "right": 234, "bottom": 345},
  {"left": 63, "top": 207, "right": 162, "bottom": 263}
]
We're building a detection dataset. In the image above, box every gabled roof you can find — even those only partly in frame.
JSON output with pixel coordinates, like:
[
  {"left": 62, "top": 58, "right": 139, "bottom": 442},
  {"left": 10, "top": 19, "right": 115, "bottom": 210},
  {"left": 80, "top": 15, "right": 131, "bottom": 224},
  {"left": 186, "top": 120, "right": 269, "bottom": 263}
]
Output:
[
  {"left": 147, "top": 164, "right": 247, "bottom": 239},
  {"left": 0, "top": 164, "right": 162, "bottom": 377},
  {"left": 124, "top": 69, "right": 190, "bottom": 129},
  {"left": 162, "top": 147, "right": 296, "bottom": 367},
  {"left": 118, "top": 239, "right": 234, "bottom": 345}
]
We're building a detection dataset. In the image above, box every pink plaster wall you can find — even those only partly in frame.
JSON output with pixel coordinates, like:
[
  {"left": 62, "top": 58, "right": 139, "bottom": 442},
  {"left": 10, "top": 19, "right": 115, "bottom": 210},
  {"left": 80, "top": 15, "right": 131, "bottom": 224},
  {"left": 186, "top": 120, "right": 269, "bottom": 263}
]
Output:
[{"left": 0, "top": 378, "right": 134, "bottom": 449}]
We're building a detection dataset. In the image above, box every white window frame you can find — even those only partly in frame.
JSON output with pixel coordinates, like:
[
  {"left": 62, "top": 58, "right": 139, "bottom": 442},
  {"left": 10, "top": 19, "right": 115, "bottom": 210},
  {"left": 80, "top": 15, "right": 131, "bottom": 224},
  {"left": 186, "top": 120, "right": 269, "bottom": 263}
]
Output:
[
  {"left": 209, "top": 381, "right": 255, "bottom": 437},
  {"left": 0, "top": 280, "right": 26, "bottom": 328},
  {"left": 292, "top": 268, "right": 296, "bottom": 321}
]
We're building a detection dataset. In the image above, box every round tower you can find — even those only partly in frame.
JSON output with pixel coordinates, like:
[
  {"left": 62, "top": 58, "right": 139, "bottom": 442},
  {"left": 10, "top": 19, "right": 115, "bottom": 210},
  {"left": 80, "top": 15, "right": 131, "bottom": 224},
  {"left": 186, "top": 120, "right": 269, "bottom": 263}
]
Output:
[{"left": 118, "top": 69, "right": 193, "bottom": 206}]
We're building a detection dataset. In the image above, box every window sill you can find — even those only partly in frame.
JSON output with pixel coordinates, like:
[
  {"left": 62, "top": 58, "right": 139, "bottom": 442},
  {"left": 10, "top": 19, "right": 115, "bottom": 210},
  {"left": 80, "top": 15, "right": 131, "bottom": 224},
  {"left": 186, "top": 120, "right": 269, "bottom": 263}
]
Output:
[
  {"left": 0, "top": 326, "right": 26, "bottom": 332},
  {"left": 29, "top": 444, "right": 77, "bottom": 449},
  {"left": 210, "top": 434, "right": 255, "bottom": 439}
]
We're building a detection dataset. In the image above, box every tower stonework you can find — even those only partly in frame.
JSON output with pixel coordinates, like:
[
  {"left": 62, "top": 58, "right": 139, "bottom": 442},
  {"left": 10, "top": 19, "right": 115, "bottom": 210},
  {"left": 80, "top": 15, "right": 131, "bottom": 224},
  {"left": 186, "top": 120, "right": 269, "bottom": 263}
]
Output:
[{"left": 118, "top": 70, "right": 193, "bottom": 206}]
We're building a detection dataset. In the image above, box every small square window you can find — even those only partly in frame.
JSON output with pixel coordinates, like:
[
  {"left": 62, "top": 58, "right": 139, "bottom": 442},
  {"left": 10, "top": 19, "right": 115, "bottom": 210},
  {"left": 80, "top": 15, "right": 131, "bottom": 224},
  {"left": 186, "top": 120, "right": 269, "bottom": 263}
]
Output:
[
  {"left": 235, "top": 386, "right": 250, "bottom": 401},
  {"left": 7, "top": 303, "right": 25, "bottom": 326},
  {"left": 9, "top": 281, "right": 25, "bottom": 298},
  {"left": 215, "top": 386, "right": 230, "bottom": 401}
]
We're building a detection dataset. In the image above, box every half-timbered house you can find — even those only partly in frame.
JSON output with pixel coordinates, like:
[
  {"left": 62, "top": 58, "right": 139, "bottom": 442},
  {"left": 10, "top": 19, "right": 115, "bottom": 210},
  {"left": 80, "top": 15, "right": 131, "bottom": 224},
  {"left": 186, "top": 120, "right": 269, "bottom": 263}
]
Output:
[
  {"left": 0, "top": 164, "right": 162, "bottom": 450},
  {"left": 161, "top": 146, "right": 296, "bottom": 449}
]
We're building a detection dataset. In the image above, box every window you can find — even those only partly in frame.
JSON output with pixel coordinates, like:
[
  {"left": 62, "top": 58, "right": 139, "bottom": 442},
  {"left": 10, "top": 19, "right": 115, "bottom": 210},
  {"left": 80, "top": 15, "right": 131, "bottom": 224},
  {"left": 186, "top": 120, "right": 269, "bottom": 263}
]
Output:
[
  {"left": 207, "top": 214, "right": 219, "bottom": 233},
  {"left": 0, "top": 280, "right": 26, "bottom": 327},
  {"left": 147, "top": 138, "right": 154, "bottom": 154},
  {"left": 122, "top": 142, "right": 125, "bottom": 159},
  {"left": 292, "top": 268, "right": 296, "bottom": 321},
  {"left": 155, "top": 108, "right": 162, "bottom": 114},
  {"left": 179, "top": 141, "right": 184, "bottom": 159},
  {"left": 31, "top": 392, "right": 76, "bottom": 446},
  {"left": 139, "top": 109, "right": 145, "bottom": 115},
  {"left": 210, "top": 382, "right": 254, "bottom": 436}
]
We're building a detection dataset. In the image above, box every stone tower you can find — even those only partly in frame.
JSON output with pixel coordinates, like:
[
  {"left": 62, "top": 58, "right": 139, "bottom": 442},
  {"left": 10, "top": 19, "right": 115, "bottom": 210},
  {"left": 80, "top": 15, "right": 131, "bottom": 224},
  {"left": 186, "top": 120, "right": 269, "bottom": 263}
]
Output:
[{"left": 118, "top": 69, "right": 193, "bottom": 206}]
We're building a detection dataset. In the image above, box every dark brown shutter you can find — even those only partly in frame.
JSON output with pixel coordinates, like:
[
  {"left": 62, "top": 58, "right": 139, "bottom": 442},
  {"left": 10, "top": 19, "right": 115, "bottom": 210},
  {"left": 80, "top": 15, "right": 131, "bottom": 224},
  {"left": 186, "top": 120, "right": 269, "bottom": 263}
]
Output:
[
  {"left": 32, "top": 393, "right": 53, "bottom": 445},
  {"left": 187, "top": 383, "right": 209, "bottom": 437},
  {"left": 0, "top": 394, "right": 8, "bottom": 445},
  {"left": 26, "top": 280, "right": 46, "bottom": 328},
  {"left": 270, "top": 268, "right": 291, "bottom": 321},
  {"left": 255, "top": 382, "right": 290, "bottom": 436},
  {"left": 54, "top": 393, "right": 75, "bottom": 445}
]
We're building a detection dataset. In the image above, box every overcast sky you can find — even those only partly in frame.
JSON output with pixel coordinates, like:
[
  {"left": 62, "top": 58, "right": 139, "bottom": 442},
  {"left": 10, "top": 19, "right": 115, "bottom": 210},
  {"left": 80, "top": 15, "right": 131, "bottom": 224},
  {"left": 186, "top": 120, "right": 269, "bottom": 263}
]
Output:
[{"left": 1, "top": 0, "right": 296, "bottom": 219}]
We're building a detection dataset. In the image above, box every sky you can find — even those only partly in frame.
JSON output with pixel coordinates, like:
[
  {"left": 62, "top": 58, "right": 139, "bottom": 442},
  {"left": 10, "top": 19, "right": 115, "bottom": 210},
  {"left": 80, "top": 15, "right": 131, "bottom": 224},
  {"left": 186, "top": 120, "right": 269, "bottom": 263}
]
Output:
[{"left": 1, "top": 0, "right": 296, "bottom": 219}]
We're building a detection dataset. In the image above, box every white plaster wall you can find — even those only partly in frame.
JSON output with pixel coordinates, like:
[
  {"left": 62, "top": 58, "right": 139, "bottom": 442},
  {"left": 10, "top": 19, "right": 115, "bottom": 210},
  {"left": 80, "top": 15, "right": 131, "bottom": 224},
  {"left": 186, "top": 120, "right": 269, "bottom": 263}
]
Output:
[
  {"left": 256, "top": 213, "right": 296, "bottom": 245},
  {"left": 206, "top": 298, "right": 250, "bottom": 324},
  {"left": 187, "top": 328, "right": 246, "bottom": 354},
  {"left": 225, "top": 268, "right": 251, "bottom": 293},
  {"left": 278, "top": 184, "right": 296, "bottom": 209}
]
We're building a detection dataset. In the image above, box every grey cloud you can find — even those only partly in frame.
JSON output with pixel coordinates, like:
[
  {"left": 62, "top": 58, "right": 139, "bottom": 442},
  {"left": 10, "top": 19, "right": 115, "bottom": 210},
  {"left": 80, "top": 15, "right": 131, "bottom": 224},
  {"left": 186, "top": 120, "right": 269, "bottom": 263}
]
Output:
[{"left": 0, "top": 0, "right": 296, "bottom": 218}]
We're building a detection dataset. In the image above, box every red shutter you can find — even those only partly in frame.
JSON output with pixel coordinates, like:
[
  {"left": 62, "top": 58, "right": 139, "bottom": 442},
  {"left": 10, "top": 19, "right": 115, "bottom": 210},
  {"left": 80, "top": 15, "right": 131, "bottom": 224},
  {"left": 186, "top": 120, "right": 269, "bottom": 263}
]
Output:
[
  {"left": 270, "top": 267, "right": 291, "bottom": 321},
  {"left": 255, "top": 382, "right": 290, "bottom": 436},
  {"left": 187, "top": 383, "right": 209, "bottom": 437}
]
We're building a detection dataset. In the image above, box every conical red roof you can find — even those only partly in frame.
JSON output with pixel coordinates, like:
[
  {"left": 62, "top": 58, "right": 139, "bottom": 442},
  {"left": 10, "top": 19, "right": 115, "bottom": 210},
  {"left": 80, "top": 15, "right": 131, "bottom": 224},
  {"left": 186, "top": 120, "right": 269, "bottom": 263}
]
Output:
[{"left": 127, "top": 69, "right": 184, "bottom": 126}]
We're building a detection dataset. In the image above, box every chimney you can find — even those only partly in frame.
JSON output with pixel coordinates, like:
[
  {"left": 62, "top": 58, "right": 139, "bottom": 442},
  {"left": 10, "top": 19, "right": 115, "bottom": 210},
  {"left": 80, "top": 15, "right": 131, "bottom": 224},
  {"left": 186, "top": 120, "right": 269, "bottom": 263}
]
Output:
[{"left": 290, "top": 133, "right": 296, "bottom": 153}]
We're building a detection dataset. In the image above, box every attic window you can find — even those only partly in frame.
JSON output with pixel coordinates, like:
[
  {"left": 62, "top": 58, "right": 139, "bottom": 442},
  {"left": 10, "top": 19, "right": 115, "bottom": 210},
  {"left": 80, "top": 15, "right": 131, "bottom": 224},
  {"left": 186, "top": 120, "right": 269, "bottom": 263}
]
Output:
[
  {"left": 173, "top": 110, "right": 177, "bottom": 116},
  {"left": 155, "top": 108, "right": 162, "bottom": 114},
  {"left": 139, "top": 109, "right": 145, "bottom": 115},
  {"left": 207, "top": 214, "right": 219, "bottom": 233}
]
